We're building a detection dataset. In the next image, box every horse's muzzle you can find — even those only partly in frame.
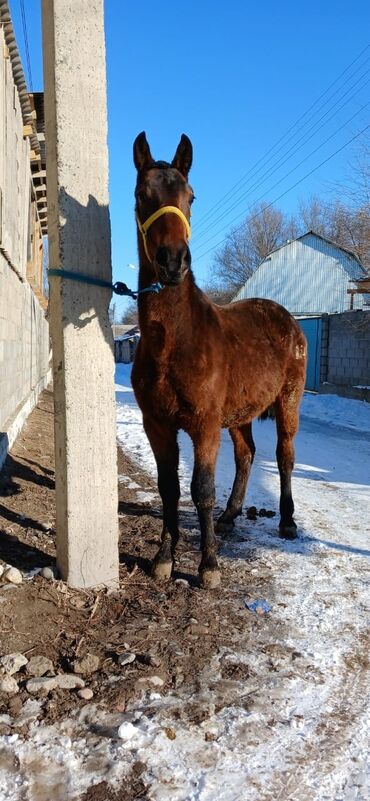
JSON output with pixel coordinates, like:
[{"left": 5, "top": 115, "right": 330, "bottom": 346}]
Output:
[{"left": 155, "top": 244, "right": 191, "bottom": 285}]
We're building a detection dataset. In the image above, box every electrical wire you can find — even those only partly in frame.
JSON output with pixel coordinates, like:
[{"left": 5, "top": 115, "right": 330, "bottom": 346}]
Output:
[
  {"left": 192, "top": 124, "right": 370, "bottom": 264},
  {"left": 194, "top": 45, "right": 369, "bottom": 231},
  {"left": 193, "top": 73, "right": 370, "bottom": 245},
  {"left": 20, "top": 0, "right": 33, "bottom": 92},
  {"left": 192, "top": 104, "right": 369, "bottom": 255}
]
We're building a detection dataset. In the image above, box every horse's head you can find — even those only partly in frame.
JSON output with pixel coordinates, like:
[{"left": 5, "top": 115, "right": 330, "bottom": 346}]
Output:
[{"left": 133, "top": 132, "right": 194, "bottom": 285}]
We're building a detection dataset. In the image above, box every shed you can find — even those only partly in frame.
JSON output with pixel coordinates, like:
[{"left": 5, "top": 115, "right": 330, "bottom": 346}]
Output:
[
  {"left": 233, "top": 231, "right": 368, "bottom": 314},
  {"left": 113, "top": 324, "right": 140, "bottom": 363}
]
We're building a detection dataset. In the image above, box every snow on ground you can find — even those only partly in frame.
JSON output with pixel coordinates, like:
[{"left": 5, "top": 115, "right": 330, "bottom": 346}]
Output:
[
  {"left": 1, "top": 365, "right": 369, "bottom": 801},
  {"left": 301, "top": 391, "right": 370, "bottom": 434},
  {"left": 115, "top": 363, "right": 370, "bottom": 799}
]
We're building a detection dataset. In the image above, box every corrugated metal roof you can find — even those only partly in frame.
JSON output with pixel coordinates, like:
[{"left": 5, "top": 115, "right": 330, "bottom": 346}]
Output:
[
  {"left": 267, "top": 230, "right": 365, "bottom": 270},
  {"left": 299, "top": 232, "right": 366, "bottom": 280},
  {"left": 233, "top": 232, "right": 368, "bottom": 314}
]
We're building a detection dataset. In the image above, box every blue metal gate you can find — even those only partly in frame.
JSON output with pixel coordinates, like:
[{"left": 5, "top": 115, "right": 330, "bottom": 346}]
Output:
[{"left": 296, "top": 316, "right": 322, "bottom": 391}]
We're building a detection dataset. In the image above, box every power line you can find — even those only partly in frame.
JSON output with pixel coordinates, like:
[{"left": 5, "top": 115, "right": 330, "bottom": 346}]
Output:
[
  {"left": 193, "top": 72, "right": 369, "bottom": 245},
  {"left": 192, "top": 104, "right": 369, "bottom": 256},
  {"left": 20, "top": 0, "right": 33, "bottom": 92},
  {"left": 195, "top": 63, "right": 369, "bottom": 239},
  {"left": 194, "top": 45, "right": 370, "bottom": 231},
  {"left": 192, "top": 124, "right": 369, "bottom": 264}
]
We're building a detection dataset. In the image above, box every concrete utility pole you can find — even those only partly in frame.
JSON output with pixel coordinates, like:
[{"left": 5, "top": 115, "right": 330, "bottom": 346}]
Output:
[{"left": 42, "top": 0, "right": 119, "bottom": 587}]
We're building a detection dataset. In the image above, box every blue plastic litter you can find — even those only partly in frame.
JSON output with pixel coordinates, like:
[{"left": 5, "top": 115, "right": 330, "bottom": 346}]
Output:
[{"left": 244, "top": 598, "right": 271, "bottom": 614}]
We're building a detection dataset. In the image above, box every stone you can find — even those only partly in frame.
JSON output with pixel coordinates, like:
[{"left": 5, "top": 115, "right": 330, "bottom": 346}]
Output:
[
  {"left": 137, "top": 675, "right": 164, "bottom": 688},
  {"left": 4, "top": 567, "right": 23, "bottom": 585},
  {"left": 73, "top": 654, "right": 100, "bottom": 675},
  {"left": 40, "top": 567, "right": 55, "bottom": 580},
  {"left": 78, "top": 687, "right": 94, "bottom": 700},
  {"left": 26, "top": 674, "right": 85, "bottom": 694},
  {"left": 0, "top": 565, "right": 4, "bottom": 579},
  {"left": 0, "top": 653, "right": 28, "bottom": 675},
  {"left": 26, "top": 676, "right": 57, "bottom": 695},
  {"left": 26, "top": 656, "right": 55, "bottom": 678},
  {"left": 117, "top": 652, "right": 136, "bottom": 667},
  {"left": 0, "top": 676, "right": 19, "bottom": 694},
  {"left": 55, "top": 674, "right": 85, "bottom": 690}
]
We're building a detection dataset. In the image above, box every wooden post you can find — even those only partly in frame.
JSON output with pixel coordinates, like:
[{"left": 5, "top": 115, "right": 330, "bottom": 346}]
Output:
[{"left": 42, "top": 0, "right": 119, "bottom": 587}]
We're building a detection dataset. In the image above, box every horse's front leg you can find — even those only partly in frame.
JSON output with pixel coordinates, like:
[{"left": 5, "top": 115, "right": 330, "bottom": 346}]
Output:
[
  {"left": 143, "top": 416, "right": 180, "bottom": 579},
  {"left": 191, "top": 424, "right": 221, "bottom": 588}
]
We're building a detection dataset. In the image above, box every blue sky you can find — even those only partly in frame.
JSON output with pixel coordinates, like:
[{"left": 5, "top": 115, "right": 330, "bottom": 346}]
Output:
[{"left": 9, "top": 1, "right": 370, "bottom": 319}]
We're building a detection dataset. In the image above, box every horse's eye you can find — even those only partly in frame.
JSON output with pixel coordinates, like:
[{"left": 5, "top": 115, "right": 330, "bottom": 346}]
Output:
[{"left": 189, "top": 195, "right": 196, "bottom": 205}]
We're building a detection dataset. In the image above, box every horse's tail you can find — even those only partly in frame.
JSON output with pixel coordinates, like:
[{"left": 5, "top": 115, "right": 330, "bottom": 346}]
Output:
[{"left": 259, "top": 404, "right": 276, "bottom": 421}]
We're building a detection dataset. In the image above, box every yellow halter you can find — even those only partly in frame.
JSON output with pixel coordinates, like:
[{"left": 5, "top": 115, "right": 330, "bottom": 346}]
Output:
[{"left": 136, "top": 205, "right": 191, "bottom": 262}]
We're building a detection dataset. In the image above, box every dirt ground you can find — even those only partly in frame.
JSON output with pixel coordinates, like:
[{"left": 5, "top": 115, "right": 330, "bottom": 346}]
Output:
[{"left": 0, "top": 389, "right": 269, "bottom": 800}]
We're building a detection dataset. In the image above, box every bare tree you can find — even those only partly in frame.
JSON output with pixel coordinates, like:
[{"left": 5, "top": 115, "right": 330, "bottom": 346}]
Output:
[
  {"left": 210, "top": 134, "right": 370, "bottom": 290},
  {"left": 298, "top": 194, "right": 370, "bottom": 269},
  {"left": 337, "top": 134, "right": 370, "bottom": 267},
  {"left": 341, "top": 132, "right": 370, "bottom": 211},
  {"left": 200, "top": 283, "right": 235, "bottom": 305},
  {"left": 212, "top": 202, "right": 297, "bottom": 289},
  {"left": 121, "top": 300, "right": 138, "bottom": 325},
  {"left": 287, "top": 135, "right": 370, "bottom": 267},
  {"left": 109, "top": 302, "right": 117, "bottom": 324}
]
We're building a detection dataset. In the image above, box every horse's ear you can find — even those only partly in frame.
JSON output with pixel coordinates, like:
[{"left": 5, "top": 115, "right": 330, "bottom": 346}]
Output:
[
  {"left": 133, "top": 131, "right": 154, "bottom": 172},
  {"left": 172, "top": 134, "right": 193, "bottom": 178}
]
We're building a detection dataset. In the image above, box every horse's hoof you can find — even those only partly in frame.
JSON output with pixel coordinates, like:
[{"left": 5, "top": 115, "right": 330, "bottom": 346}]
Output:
[
  {"left": 279, "top": 524, "right": 297, "bottom": 540},
  {"left": 215, "top": 520, "right": 234, "bottom": 534},
  {"left": 152, "top": 560, "right": 173, "bottom": 580},
  {"left": 199, "top": 569, "right": 221, "bottom": 589}
]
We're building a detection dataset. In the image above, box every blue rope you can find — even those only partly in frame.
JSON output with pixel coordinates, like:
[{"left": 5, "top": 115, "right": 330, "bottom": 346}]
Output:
[{"left": 48, "top": 268, "right": 163, "bottom": 299}]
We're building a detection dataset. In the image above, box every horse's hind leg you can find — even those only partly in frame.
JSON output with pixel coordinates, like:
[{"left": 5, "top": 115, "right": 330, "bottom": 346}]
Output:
[
  {"left": 216, "top": 424, "right": 255, "bottom": 533},
  {"left": 275, "top": 380, "right": 303, "bottom": 539},
  {"left": 143, "top": 416, "right": 179, "bottom": 579}
]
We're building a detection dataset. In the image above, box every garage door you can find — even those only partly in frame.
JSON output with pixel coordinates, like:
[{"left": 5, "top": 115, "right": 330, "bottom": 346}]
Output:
[{"left": 296, "top": 317, "right": 322, "bottom": 391}]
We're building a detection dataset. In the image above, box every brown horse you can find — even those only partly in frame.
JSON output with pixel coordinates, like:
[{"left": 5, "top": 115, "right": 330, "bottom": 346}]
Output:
[{"left": 131, "top": 132, "right": 307, "bottom": 588}]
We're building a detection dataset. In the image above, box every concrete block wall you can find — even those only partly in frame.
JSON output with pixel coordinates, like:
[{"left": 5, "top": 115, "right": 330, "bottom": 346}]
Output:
[
  {"left": 319, "top": 314, "right": 329, "bottom": 384},
  {"left": 0, "top": 16, "right": 50, "bottom": 465},
  {"left": 0, "top": 253, "right": 50, "bottom": 437},
  {"left": 327, "top": 311, "right": 370, "bottom": 387}
]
